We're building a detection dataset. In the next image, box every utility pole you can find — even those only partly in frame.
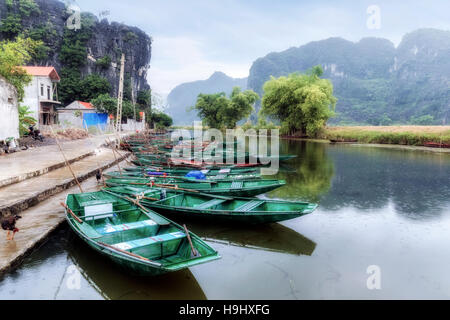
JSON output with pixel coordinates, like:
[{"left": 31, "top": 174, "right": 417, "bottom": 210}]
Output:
[
  {"left": 115, "top": 53, "right": 125, "bottom": 134},
  {"left": 131, "top": 77, "right": 137, "bottom": 131}
]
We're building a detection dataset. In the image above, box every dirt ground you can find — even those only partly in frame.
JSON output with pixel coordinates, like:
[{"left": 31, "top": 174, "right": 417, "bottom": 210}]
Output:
[
  {"left": 16, "top": 128, "right": 90, "bottom": 149},
  {"left": 17, "top": 136, "right": 57, "bottom": 148}
]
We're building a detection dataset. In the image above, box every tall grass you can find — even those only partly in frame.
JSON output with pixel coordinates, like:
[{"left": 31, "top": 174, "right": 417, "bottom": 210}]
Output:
[{"left": 322, "top": 128, "right": 450, "bottom": 146}]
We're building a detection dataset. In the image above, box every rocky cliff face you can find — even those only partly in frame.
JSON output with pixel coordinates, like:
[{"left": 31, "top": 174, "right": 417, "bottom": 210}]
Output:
[
  {"left": 0, "top": 0, "right": 152, "bottom": 100},
  {"left": 83, "top": 19, "right": 152, "bottom": 97},
  {"left": 248, "top": 28, "right": 450, "bottom": 125}
]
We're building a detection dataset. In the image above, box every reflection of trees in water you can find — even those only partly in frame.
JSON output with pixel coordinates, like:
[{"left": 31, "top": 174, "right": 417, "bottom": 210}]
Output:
[
  {"left": 321, "top": 147, "right": 450, "bottom": 220},
  {"left": 271, "top": 141, "right": 450, "bottom": 220},
  {"left": 267, "top": 140, "right": 335, "bottom": 202}
]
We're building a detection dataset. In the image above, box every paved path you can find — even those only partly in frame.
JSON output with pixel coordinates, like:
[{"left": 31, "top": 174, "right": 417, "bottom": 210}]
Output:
[
  {"left": 0, "top": 165, "right": 123, "bottom": 275},
  {"left": 0, "top": 133, "right": 134, "bottom": 274},
  {"left": 0, "top": 133, "right": 130, "bottom": 187},
  {"left": 0, "top": 146, "right": 129, "bottom": 216}
]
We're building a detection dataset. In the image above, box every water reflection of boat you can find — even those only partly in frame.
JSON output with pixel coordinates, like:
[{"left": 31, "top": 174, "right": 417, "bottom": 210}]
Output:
[
  {"left": 66, "top": 234, "right": 207, "bottom": 300},
  {"left": 179, "top": 220, "right": 316, "bottom": 256}
]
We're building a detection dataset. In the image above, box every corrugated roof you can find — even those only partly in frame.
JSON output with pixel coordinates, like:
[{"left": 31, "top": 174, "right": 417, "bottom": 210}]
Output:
[
  {"left": 78, "top": 101, "right": 95, "bottom": 109},
  {"left": 21, "top": 66, "right": 61, "bottom": 81}
]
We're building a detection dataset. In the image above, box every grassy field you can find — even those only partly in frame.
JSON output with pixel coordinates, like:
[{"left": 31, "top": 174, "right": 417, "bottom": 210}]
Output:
[{"left": 321, "top": 126, "right": 450, "bottom": 146}]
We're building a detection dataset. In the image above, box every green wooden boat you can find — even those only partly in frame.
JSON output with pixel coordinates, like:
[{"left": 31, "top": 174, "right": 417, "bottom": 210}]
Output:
[
  {"left": 105, "top": 186, "right": 318, "bottom": 224},
  {"left": 105, "top": 178, "right": 286, "bottom": 197},
  {"left": 103, "top": 170, "right": 262, "bottom": 181},
  {"left": 124, "top": 166, "right": 260, "bottom": 175},
  {"left": 64, "top": 191, "right": 220, "bottom": 276}
]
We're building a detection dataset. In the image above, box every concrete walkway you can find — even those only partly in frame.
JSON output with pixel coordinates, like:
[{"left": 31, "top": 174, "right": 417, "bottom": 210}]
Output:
[
  {"left": 0, "top": 133, "right": 129, "bottom": 188},
  {"left": 0, "top": 133, "right": 134, "bottom": 274},
  {"left": 0, "top": 146, "right": 129, "bottom": 216},
  {"left": 0, "top": 165, "right": 123, "bottom": 275}
]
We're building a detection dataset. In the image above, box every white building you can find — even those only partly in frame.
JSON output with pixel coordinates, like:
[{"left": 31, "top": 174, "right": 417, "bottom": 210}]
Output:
[
  {"left": 21, "top": 66, "right": 61, "bottom": 127},
  {"left": 0, "top": 75, "right": 19, "bottom": 141},
  {"left": 58, "top": 101, "right": 106, "bottom": 128}
]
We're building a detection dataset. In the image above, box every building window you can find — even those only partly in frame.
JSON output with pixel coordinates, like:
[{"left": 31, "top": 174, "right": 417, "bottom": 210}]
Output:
[
  {"left": 47, "top": 86, "right": 51, "bottom": 100},
  {"left": 40, "top": 84, "right": 44, "bottom": 96}
]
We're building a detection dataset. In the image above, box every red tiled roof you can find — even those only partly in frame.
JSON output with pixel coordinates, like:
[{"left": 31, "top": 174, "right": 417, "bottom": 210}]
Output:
[
  {"left": 78, "top": 101, "right": 95, "bottom": 109},
  {"left": 21, "top": 66, "right": 60, "bottom": 81}
]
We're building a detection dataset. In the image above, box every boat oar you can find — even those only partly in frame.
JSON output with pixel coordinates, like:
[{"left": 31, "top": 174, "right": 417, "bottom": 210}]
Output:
[
  {"left": 183, "top": 224, "right": 198, "bottom": 257},
  {"left": 51, "top": 127, "right": 84, "bottom": 193},
  {"left": 98, "top": 241, "right": 160, "bottom": 265},
  {"left": 60, "top": 202, "right": 83, "bottom": 224}
]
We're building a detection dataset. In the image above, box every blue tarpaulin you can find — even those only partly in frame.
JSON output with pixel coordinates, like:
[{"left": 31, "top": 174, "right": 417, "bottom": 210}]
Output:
[
  {"left": 83, "top": 113, "right": 108, "bottom": 129},
  {"left": 185, "top": 171, "right": 207, "bottom": 180}
]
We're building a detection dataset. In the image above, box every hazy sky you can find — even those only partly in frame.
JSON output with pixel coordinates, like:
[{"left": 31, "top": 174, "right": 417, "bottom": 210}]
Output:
[{"left": 75, "top": 0, "right": 450, "bottom": 95}]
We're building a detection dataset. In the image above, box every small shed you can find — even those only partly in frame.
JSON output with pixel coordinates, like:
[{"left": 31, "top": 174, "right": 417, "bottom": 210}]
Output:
[{"left": 58, "top": 101, "right": 108, "bottom": 130}]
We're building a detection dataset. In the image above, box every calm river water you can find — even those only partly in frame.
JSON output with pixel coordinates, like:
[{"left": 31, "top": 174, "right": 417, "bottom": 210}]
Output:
[{"left": 1, "top": 140, "right": 450, "bottom": 299}]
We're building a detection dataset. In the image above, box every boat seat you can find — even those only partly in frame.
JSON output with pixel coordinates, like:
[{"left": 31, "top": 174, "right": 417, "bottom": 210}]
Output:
[
  {"left": 234, "top": 200, "right": 264, "bottom": 212},
  {"left": 96, "top": 220, "right": 158, "bottom": 235},
  {"left": 112, "top": 232, "right": 186, "bottom": 252},
  {"left": 194, "top": 199, "right": 227, "bottom": 210},
  {"left": 230, "top": 181, "right": 243, "bottom": 189}
]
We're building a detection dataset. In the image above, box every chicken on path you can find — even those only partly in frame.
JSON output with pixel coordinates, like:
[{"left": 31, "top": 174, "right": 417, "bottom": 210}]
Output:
[{"left": 1, "top": 215, "right": 22, "bottom": 241}]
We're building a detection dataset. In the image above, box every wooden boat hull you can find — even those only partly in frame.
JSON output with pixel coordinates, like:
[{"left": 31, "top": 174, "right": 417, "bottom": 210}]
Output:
[
  {"left": 105, "top": 178, "right": 286, "bottom": 197},
  {"left": 424, "top": 142, "right": 450, "bottom": 149},
  {"left": 105, "top": 187, "right": 318, "bottom": 224},
  {"left": 103, "top": 171, "right": 262, "bottom": 181}
]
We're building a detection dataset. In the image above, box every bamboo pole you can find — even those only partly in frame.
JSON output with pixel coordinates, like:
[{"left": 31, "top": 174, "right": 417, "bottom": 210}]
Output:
[
  {"left": 50, "top": 127, "right": 84, "bottom": 193},
  {"left": 106, "top": 139, "right": 122, "bottom": 175},
  {"left": 98, "top": 241, "right": 155, "bottom": 263},
  {"left": 60, "top": 202, "right": 83, "bottom": 223},
  {"left": 183, "top": 224, "right": 198, "bottom": 257}
]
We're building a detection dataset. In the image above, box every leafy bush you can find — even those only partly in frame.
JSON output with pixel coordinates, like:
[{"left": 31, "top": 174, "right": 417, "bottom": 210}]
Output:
[
  {"left": 410, "top": 115, "right": 434, "bottom": 125},
  {"left": 137, "top": 90, "right": 151, "bottom": 107},
  {"left": 150, "top": 111, "right": 173, "bottom": 128},
  {"left": 18, "top": 105, "right": 37, "bottom": 136},
  {"left": 91, "top": 94, "right": 139, "bottom": 119},
  {"left": 124, "top": 32, "right": 138, "bottom": 43},
  {"left": 95, "top": 55, "right": 112, "bottom": 69},
  {"left": 0, "top": 15, "right": 22, "bottom": 38},
  {"left": 0, "top": 0, "right": 41, "bottom": 38}
]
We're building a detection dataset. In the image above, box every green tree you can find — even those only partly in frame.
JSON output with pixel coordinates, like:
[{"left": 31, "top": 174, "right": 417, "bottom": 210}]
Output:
[
  {"left": 261, "top": 66, "right": 337, "bottom": 136},
  {"left": 193, "top": 87, "right": 259, "bottom": 129},
  {"left": 91, "top": 93, "right": 117, "bottom": 115},
  {"left": 137, "top": 89, "right": 151, "bottom": 108},
  {"left": 0, "top": 36, "right": 41, "bottom": 101},
  {"left": 18, "top": 105, "right": 37, "bottom": 136},
  {"left": 91, "top": 94, "right": 136, "bottom": 119},
  {"left": 410, "top": 115, "right": 434, "bottom": 125},
  {"left": 80, "top": 74, "right": 111, "bottom": 101},
  {"left": 150, "top": 111, "right": 173, "bottom": 128}
]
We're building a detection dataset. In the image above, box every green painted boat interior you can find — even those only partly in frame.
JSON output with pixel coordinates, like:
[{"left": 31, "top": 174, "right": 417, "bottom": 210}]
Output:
[
  {"left": 105, "top": 186, "right": 318, "bottom": 217},
  {"left": 65, "top": 192, "right": 220, "bottom": 271}
]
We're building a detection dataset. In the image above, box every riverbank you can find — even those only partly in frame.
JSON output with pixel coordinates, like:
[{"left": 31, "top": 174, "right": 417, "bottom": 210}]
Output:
[{"left": 320, "top": 126, "right": 450, "bottom": 146}]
